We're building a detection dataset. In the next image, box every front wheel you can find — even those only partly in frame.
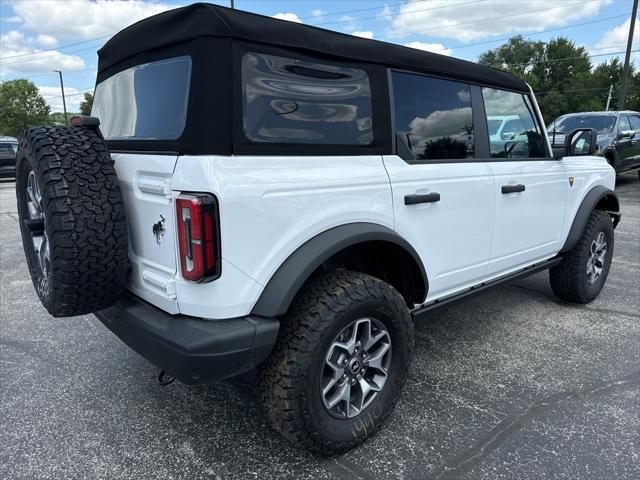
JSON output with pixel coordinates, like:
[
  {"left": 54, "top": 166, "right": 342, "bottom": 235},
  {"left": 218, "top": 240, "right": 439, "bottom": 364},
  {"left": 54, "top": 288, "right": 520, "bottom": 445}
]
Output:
[
  {"left": 549, "top": 210, "right": 614, "bottom": 303},
  {"left": 258, "top": 270, "right": 413, "bottom": 455}
]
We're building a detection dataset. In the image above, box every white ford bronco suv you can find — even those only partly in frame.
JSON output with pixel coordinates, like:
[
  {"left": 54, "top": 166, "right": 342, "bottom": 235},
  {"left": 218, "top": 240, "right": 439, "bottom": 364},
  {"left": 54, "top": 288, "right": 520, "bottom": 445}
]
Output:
[{"left": 16, "top": 4, "right": 621, "bottom": 455}]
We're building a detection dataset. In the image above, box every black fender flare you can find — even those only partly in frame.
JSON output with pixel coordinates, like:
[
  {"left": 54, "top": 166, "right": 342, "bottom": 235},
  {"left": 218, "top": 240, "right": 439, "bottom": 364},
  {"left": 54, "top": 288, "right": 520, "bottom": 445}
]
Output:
[
  {"left": 250, "top": 223, "right": 429, "bottom": 317},
  {"left": 560, "top": 186, "right": 620, "bottom": 253}
]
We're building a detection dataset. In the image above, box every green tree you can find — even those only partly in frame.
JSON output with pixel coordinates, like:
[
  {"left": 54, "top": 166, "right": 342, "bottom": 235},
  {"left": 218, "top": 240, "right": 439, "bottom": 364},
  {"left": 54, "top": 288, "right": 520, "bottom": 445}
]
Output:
[
  {"left": 0, "top": 79, "right": 50, "bottom": 138},
  {"left": 480, "top": 37, "right": 597, "bottom": 123},
  {"left": 626, "top": 69, "right": 640, "bottom": 111},
  {"left": 478, "top": 35, "right": 544, "bottom": 78},
  {"left": 590, "top": 58, "right": 625, "bottom": 111},
  {"left": 79, "top": 92, "right": 93, "bottom": 116},
  {"left": 48, "top": 111, "right": 70, "bottom": 125}
]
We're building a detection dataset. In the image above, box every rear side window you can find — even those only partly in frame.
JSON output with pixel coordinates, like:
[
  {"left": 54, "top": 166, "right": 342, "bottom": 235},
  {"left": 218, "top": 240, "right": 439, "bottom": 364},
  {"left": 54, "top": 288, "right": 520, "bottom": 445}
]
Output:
[
  {"left": 92, "top": 56, "right": 191, "bottom": 140},
  {"left": 391, "top": 72, "right": 474, "bottom": 160},
  {"left": 629, "top": 115, "right": 640, "bottom": 130},
  {"left": 482, "top": 88, "right": 545, "bottom": 158},
  {"left": 241, "top": 52, "right": 373, "bottom": 145}
]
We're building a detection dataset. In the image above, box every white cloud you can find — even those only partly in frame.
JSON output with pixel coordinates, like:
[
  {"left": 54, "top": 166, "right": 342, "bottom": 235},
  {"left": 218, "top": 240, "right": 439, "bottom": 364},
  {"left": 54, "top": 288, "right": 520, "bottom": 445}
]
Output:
[
  {"left": 404, "top": 41, "right": 452, "bottom": 56},
  {"left": 378, "top": 4, "right": 393, "bottom": 23},
  {"left": 594, "top": 18, "right": 639, "bottom": 53},
  {"left": 3, "top": 15, "right": 22, "bottom": 23},
  {"left": 0, "top": 30, "right": 84, "bottom": 75},
  {"left": 339, "top": 15, "right": 359, "bottom": 32},
  {"left": 352, "top": 31, "right": 374, "bottom": 39},
  {"left": 37, "top": 85, "right": 89, "bottom": 112},
  {"left": 593, "top": 18, "right": 640, "bottom": 65},
  {"left": 272, "top": 12, "right": 303, "bottom": 23},
  {"left": 311, "top": 9, "right": 327, "bottom": 19},
  {"left": 12, "top": 0, "right": 173, "bottom": 40},
  {"left": 392, "top": 0, "right": 612, "bottom": 42},
  {"left": 36, "top": 34, "right": 57, "bottom": 47}
]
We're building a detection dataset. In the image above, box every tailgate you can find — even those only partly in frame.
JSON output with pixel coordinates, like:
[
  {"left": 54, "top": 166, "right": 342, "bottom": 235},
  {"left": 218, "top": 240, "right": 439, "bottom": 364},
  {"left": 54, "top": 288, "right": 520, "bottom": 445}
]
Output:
[{"left": 112, "top": 153, "right": 180, "bottom": 314}]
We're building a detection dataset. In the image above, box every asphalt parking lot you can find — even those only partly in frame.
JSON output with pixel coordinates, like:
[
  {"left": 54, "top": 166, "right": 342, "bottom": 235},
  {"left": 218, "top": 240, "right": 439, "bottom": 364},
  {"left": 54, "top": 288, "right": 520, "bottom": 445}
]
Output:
[{"left": 1, "top": 173, "right": 638, "bottom": 480}]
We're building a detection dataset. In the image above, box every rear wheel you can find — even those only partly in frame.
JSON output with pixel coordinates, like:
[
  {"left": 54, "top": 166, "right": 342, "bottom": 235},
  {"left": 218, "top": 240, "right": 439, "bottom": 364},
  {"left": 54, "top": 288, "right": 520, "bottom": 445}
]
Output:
[
  {"left": 549, "top": 210, "right": 614, "bottom": 304},
  {"left": 258, "top": 270, "right": 413, "bottom": 455}
]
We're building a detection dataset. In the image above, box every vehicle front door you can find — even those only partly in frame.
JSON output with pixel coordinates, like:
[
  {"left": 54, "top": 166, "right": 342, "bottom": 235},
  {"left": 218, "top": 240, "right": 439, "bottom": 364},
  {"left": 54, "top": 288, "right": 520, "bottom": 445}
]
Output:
[
  {"left": 479, "top": 88, "right": 567, "bottom": 277},
  {"left": 384, "top": 72, "right": 495, "bottom": 302},
  {"left": 614, "top": 115, "right": 635, "bottom": 170}
]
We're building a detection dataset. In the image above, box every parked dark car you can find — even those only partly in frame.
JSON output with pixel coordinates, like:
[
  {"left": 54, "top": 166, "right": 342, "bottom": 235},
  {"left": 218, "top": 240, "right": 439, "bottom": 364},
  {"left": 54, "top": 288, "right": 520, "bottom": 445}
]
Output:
[
  {"left": 0, "top": 136, "right": 19, "bottom": 178},
  {"left": 548, "top": 111, "right": 640, "bottom": 175}
]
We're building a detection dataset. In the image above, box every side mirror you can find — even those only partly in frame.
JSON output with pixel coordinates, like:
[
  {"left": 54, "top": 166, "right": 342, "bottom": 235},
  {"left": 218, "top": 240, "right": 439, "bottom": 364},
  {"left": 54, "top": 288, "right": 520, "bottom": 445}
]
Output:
[
  {"left": 564, "top": 128, "right": 597, "bottom": 157},
  {"left": 618, "top": 130, "right": 635, "bottom": 139}
]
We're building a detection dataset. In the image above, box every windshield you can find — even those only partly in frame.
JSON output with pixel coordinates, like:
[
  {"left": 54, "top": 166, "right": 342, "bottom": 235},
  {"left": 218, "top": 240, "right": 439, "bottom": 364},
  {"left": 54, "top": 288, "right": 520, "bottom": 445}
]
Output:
[
  {"left": 0, "top": 142, "right": 18, "bottom": 154},
  {"left": 548, "top": 115, "right": 615, "bottom": 135}
]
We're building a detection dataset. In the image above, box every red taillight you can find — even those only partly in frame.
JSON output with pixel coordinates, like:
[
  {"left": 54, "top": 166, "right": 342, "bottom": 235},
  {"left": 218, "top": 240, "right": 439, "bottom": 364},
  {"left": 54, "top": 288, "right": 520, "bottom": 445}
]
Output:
[{"left": 176, "top": 194, "right": 220, "bottom": 282}]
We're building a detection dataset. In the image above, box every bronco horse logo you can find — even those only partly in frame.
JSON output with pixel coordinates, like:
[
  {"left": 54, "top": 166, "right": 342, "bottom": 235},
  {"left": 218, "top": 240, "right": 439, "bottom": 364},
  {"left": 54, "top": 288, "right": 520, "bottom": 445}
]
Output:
[{"left": 152, "top": 215, "right": 166, "bottom": 244}]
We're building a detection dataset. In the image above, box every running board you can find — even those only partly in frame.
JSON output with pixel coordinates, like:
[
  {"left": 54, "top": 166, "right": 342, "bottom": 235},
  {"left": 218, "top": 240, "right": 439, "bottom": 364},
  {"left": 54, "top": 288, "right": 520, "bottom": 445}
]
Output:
[{"left": 411, "top": 257, "right": 562, "bottom": 318}]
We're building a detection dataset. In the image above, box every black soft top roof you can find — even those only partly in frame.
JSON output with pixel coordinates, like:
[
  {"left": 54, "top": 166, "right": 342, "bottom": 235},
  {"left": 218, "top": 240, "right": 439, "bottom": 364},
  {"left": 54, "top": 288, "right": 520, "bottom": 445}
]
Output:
[{"left": 98, "top": 2, "right": 528, "bottom": 92}]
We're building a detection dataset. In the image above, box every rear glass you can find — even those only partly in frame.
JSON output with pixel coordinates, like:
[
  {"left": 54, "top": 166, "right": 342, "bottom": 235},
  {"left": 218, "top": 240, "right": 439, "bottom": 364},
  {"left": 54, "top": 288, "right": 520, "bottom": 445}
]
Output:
[
  {"left": 92, "top": 56, "right": 191, "bottom": 140},
  {"left": 242, "top": 52, "right": 373, "bottom": 145},
  {"left": 0, "top": 142, "right": 18, "bottom": 154}
]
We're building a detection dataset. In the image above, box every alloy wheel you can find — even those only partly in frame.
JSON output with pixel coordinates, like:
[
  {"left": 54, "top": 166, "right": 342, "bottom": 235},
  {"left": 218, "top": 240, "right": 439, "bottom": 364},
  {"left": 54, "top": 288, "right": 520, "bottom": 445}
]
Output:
[
  {"left": 321, "top": 317, "right": 392, "bottom": 419},
  {"left": 586, "top": 231, "right": 607, "bottom": 285}
]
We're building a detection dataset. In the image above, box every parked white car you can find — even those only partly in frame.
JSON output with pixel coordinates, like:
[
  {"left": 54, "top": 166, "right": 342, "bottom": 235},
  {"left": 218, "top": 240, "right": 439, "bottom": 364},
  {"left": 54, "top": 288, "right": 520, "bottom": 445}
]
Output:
[{"left": 15, "top": 4, "right": 620, "bottom": 455}]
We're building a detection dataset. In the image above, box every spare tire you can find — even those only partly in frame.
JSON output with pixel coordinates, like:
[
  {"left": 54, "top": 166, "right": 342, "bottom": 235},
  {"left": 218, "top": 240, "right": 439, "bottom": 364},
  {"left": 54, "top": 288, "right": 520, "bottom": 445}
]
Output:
[{"left": 16, "top": 125, "right": 129, "bottom": 317}]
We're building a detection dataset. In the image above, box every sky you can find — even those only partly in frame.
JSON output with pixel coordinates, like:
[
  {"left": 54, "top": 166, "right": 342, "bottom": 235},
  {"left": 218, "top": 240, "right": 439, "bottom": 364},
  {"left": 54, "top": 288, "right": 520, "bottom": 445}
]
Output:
[{"left": 1, "top": 0, "right": 638, "bottom": 112}]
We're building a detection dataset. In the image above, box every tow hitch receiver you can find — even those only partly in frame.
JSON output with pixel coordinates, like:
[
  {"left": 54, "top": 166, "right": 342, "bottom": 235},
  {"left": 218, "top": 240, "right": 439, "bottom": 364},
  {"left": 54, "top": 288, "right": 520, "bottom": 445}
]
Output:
[{"left": 157, "top": 370, "right": 175, "bottom": 386}]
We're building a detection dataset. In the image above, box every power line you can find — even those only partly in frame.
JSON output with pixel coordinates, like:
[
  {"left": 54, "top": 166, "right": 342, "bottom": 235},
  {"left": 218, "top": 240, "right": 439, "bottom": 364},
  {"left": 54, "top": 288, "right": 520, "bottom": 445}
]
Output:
[
  {"left": 312, "top": 0, "right": 487, "bottom": 27},
  {"left": 442, "top": 13, "right": 630, "bottom": 51},
  {"left": 41, "top": 87, "right": 94, "bottom": 101},
  {"left": 0, "top": 36, "right": 110, "bottom": 61},
  {"left": 503, "top": 49, "right": 639, "bottom": 68},
  {"left": 379, "top": 1, "right": 595, "bottom": 40},
  {"left": 1, "top": 42, "right": 105, "bottom": 67},
  {"left": 297, "top": 0, "right": 433, "bottom": 21}
]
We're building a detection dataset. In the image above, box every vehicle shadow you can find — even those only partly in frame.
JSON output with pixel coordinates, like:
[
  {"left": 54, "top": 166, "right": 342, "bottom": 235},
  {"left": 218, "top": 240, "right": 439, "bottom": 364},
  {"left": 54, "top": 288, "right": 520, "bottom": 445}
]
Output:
[{"left": 137, "top": 272, "right": 571, "bottom": 476}]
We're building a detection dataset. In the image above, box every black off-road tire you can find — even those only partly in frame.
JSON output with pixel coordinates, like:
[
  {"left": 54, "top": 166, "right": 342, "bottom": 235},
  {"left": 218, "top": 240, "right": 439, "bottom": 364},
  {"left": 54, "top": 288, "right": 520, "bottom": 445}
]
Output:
[
  {"left": 549, "top": 210, "right": 614, "bottom": 304},
  {"left": 16, "top": 125, "right": 129, "bottom": 317},
  {"left": 257, "top": 270, "right": 413, "bottom": 456}
]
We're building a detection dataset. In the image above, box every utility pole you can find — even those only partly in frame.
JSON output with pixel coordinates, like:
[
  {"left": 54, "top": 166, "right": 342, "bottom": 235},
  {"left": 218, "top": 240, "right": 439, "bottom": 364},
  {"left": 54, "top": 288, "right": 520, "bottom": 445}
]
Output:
[
  {"left": 230, "top": 0, "right": 234, "bottom": 8},
  {"left": 54, "top": 70, "right": 68, "bottom": 125},
  {"left": 605, "top": 84, "right": 613, "bottom": 111},
  {"left": 618, "top": 0, "right": 638, "bottom": 110}
]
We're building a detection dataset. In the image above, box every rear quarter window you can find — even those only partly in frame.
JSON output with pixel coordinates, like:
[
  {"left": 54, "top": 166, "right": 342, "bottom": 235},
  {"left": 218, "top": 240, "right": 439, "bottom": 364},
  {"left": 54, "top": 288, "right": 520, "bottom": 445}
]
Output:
[
  {"left": 92, "top": 56, "right": 191, "bottom": 140},
  {"left": 241, "top": 52, "right": 373, "bottom": 145}
]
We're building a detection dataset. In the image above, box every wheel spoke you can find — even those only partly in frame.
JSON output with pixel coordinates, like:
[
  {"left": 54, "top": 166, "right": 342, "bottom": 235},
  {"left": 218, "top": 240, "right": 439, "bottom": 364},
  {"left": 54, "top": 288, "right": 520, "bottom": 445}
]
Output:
[
  {"left": 368, "top": 342, "right": 391, "bottom": 372},
  {"left": 357, "top": 318, "right": 372, "bottom": 350},
  {"left": 326, "top": 382, "right": 350, "bottom": 410}
]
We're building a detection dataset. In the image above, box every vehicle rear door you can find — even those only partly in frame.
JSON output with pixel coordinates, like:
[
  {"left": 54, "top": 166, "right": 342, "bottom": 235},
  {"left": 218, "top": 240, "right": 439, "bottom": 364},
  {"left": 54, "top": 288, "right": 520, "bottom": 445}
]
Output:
[
  {"left": 384, "top": 72, "right": 495, "bottom": 301},
  {"left": 626, "top": 114, "right": 640, "bottom": 168},
  {"left": 479, "top": 87, "right": 566, "bottom": 277},
  {"left": 112, "top": 153, "right": 180, "bottom": 313}
]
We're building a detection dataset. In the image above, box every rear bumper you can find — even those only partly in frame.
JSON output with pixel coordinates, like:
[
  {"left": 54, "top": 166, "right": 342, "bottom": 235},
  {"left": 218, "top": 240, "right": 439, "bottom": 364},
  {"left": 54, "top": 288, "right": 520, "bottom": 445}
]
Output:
[{"left": 94, "top": 294, "right": 279, "bottom": 384}]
